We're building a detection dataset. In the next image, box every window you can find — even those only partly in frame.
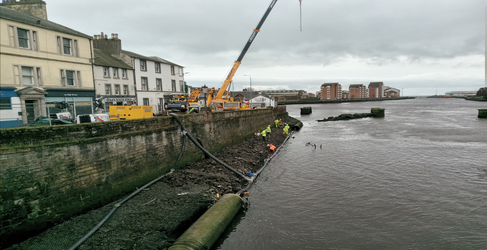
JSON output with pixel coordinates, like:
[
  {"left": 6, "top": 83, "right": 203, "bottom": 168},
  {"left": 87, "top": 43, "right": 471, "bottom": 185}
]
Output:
[
  {"left": 156, "top": 78, "right": 162, "bottom": 91},
  {"left": 105, "top": 84, "right": 112, "bottom": 95},
  {"left": 63, "top": 38, "right": 72, "bottom": 55},
  {"left": 36, "top": 67, "right": 42, "bottom": 85},
  {"left": 140, "top": 60, "right": 147, "bottom": 71},
  {"left": 14, "top": 65, "right": 41, "bottom": 86},
  {"left": 114, "top": 85, "right": 120, "bottom": 95},
  {"left": 141, "top": 77, "right": 148, "bottom": 91},
  {"left": 0, "top": 98, "right": 12, "bottom": 110},
  {"left": 123, "top": 85, "right": 129, "bottom": 95},
  {"left": 122, "top": 69, "right": 127, "bottom": 79},
  {"left": 171, "top": 79, "right": 176, "bottom": 92},
  {"left": 60, "top": 69, "right": 81, "bottom": 86},
  {"left": 57, "top": 36, "right": 77, "bottom": 56},
  {"left": 155, "top": 63, "right": 161, "bottom": 73},
  {"left": 103, "top": 67, "right": 110, "bottom": 77},
  {"left": 179, "top": 80, "right": 184, "bottom": 92},
  {"left": 17, "top": 28, "right": 30, "bottom": 48},
  {"left": 66, "top": 70, "right": 75, "bottom": 86},
  {"left": 170, "top": 66, "right": 175, "bottom": 75},
  {"left": 22, "top": 66, "right": 34, "bottom": 85},
  {"left": 143, "top": 98, "right": 149, "bottom": 106},
  {"left": 113, "top": 68, "right": 119, "bottom": 78}
]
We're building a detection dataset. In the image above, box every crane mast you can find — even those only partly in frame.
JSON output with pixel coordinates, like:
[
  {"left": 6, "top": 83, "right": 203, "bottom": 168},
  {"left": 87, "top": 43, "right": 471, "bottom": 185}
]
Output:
[{"left": 213, "top": 0, "right": 278, "bottom": 102}]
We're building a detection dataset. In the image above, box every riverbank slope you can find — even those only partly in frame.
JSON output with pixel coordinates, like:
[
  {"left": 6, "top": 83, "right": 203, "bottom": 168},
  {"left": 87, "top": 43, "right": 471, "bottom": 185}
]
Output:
[{"left": 5, "top": 126, "right": 292, "bottom": 249}]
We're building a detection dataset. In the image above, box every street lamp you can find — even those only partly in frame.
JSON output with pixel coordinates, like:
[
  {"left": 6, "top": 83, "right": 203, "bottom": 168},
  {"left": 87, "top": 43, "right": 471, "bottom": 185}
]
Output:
[
  {"left": 244, "top": 75, "right": 252, "bottom": 108},
  {"left": 202, "top": 84, "right": 208, "bottom": 107}
]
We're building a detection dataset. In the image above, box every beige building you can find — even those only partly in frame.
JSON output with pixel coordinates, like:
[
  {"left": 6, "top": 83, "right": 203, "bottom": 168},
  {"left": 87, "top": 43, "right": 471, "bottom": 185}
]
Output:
[{"left": 0, "top": 2, "right": 94, "bottom": 126}]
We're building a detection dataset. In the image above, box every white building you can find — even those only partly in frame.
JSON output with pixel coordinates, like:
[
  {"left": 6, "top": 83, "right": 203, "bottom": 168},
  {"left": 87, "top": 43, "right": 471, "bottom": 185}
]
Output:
[
  {"left": 250, "top": 94, "right": 276, "bottom": 108},
  {"left": 92, "top": 48, "right": 135, "bottom": 108},
  {"left": 121, "top": 51, "right": 186, "bottom": 114},
  {"left": 92, "top": 33, "right": 186, "bottom": 114}
]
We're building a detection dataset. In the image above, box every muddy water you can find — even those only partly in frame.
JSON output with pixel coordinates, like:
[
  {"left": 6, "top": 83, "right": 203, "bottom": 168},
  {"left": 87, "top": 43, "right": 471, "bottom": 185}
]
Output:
[{"left": 215, "top": 98, "right": 487, "bottom": 250}]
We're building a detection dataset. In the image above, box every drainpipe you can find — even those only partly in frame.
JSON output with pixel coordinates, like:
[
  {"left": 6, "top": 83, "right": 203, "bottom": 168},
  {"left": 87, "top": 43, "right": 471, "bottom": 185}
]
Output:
[
  {"left": 90, "top": 38, "right": 96, "bottom": 112},
  {"left": 132, "top": 58, "right": 137, "bottom": 105}
]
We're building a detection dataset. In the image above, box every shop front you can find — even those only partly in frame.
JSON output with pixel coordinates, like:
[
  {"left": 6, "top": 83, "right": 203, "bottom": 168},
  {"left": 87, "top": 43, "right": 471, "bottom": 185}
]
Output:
[{"left": 44, "top": 89, "right": 95, "bottom": 119}]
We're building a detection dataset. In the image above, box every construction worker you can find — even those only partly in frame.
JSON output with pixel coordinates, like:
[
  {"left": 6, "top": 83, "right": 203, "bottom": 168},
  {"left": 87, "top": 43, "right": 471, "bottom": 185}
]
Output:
[
  {"left": 261, "top": 129, "right": 267, "bottom": 141},
  {"left": 266, "top": 125, "right": 272, "bottom": 138},
  {"left": 285, "top": 124, "right": 290, "bottom": 131},
  {"left": 274, "top": 119, "right": 279, "bottom": 128},
  {"left": 268, "top": 144, "right": 276, "bottom": 153},
  {"left": 283, "top": 126, "right": 289, "bottom": 135}
]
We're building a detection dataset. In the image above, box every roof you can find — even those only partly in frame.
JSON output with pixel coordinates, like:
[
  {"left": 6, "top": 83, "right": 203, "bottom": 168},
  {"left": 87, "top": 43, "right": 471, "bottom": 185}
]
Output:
[
  {"left": 321, "top": 83, "right": 340, "bottom": 87},
  {"left": 121, "top": 50, "right": 183, "bottom": 67},
  {"left": 368, "top": 82, "right": 383, "bottom": 88},
  {"left": 229, "top": 91, "right": 262, "bottom": 100},
  {"left": 349, "top": 84, "right": 364, "bottom": 88},
  {"left": 94, "top": 49, "right": 133, "bottom": 69},
  {"left": 261, "top": 90, "right": 304, "bottom": 94},
  {"left": 0, "top": 6, "right": 92, "bottom": 39}
]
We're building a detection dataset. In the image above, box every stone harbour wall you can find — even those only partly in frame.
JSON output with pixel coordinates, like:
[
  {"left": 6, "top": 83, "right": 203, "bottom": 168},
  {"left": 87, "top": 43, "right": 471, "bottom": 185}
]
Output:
[{"left": 0, "top": 108, "right": 283, "bottom": 239}]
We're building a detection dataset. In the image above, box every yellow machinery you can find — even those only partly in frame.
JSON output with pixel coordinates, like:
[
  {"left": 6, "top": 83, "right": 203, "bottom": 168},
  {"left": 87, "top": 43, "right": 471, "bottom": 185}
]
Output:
[
  {"left": 109, "top": 106, "right": 153, "bottom": 120},
  {"left": 164, "top": 89, "right": 202, "bottom": 113},
  {"left": 207, "top": 0, "right": 278, "bottom": 111}
]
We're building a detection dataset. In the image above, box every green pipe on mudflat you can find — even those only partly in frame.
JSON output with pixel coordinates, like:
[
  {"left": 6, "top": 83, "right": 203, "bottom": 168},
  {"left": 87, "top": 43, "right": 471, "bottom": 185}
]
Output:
[{"left": 168, "top": 194, "right": 243, "bottom": 250}]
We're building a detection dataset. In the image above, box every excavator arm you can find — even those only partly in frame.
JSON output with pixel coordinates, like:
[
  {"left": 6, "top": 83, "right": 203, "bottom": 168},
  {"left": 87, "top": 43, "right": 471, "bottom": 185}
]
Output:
[{"left": 188, "top": 88, "right": 202, "bottom": 102}]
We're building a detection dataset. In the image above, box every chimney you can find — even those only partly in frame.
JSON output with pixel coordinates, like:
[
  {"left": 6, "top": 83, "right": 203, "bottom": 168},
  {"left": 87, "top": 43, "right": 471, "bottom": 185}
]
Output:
[
  {"left": 93, "top": 31, "right": 122, "bottom": 56},
  {"left": 0, "top": 0, "right": 48, "bottom": 20}
]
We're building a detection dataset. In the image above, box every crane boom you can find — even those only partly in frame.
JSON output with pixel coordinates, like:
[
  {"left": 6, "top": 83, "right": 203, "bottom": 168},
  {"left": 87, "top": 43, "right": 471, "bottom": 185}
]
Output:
[{"left": 214, "top": 0, "right": 278, "bottom": 101}]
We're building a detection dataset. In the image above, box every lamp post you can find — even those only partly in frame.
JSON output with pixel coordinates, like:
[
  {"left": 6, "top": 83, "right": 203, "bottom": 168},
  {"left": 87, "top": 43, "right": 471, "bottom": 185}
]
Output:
[
  {"left": 202, "top": 84, "right": 208, "bottom": 107},
  {"left": 244, "top": 75, "right": 252, "bottom": 108}
]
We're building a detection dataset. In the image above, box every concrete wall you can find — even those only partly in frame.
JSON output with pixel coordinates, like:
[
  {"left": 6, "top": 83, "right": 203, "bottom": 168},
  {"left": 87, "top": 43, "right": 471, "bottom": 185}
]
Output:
[{"left": 0, "top": 108, "right": 283, "bottom": 239}]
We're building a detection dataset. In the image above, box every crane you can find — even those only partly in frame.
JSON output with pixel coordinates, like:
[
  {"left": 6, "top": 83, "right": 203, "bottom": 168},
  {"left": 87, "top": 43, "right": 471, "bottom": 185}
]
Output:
[{"left": 207, "top": 0, "right": 278, "bottom": 110}]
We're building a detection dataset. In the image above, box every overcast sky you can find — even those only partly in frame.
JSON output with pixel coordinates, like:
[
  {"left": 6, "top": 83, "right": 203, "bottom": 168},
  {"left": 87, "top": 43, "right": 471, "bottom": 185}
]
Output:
[{"left": 46, "top": 0, "right": 484, "bottom": 96}]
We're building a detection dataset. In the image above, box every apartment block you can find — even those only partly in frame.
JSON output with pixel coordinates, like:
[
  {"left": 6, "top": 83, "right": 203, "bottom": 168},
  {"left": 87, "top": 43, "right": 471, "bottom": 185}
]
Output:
[
  {"left": 349, "top": 84, "right": 367, "bottom": 99},
  {"left": 321, "top": 83, "right": 342, "bottom": 100},
  {"left": 368, "top": 82, "right": 384, "bottom": 98}
]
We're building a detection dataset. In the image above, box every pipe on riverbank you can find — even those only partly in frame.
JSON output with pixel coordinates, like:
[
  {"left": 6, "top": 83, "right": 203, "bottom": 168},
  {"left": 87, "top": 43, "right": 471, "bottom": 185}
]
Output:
[
  {"left": 168, "top": 194, "right": 243, "bottom": 250},
  {"left": 67, "top": 133, "right": 188, "bottom": 250},
  {"left": 169, "top": 113, "right": 252, "bottom": 182}
]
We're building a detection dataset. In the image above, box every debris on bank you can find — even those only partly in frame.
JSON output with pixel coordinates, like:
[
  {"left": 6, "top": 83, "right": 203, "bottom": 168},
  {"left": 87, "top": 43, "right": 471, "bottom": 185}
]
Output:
[{"left": 317, "top": 108, "right": 385, "bottom": 122}]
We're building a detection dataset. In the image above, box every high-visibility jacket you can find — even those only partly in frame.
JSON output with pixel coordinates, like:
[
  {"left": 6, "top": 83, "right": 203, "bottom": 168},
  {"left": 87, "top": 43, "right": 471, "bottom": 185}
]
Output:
[
  {"left": 261, "top": 130, "right": 267, "bottom": 136},
  {"left": 274, "top": 120, "right": 279, "bottom": 127},
  {"left": 266, "top": 127, "right": 271, "bottom": 133},
  {"left": 269, "top": 144, "right": 276, "bottom": 152}
]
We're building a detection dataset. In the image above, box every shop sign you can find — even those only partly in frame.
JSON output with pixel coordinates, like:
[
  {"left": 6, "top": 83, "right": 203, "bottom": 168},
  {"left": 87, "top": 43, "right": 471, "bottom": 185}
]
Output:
[{"left": 105, "top": 98, "right": 136, "bottom": 102}]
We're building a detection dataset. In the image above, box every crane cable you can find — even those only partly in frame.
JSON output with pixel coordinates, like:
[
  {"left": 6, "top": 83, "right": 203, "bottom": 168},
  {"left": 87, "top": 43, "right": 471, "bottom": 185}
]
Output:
[{"left": 299, "top": 0, "right": 303, "bottom": 31}]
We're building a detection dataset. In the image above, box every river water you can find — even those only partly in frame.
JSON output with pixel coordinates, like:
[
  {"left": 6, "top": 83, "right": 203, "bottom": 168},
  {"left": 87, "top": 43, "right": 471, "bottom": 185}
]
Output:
[{"left": 215, "top": 98, "right": 487, "bottom": 250}]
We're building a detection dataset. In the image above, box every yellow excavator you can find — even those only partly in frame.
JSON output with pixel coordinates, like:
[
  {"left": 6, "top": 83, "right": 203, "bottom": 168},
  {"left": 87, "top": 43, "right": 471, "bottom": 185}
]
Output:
[{"left": 206, "top": 0, "right": 278, "bottom": 111}]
